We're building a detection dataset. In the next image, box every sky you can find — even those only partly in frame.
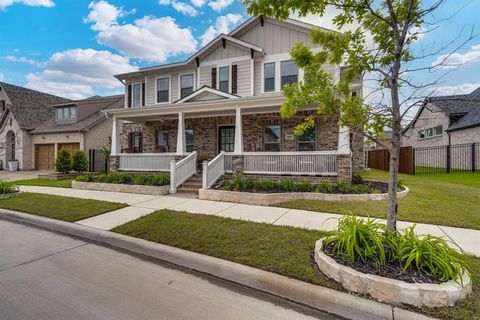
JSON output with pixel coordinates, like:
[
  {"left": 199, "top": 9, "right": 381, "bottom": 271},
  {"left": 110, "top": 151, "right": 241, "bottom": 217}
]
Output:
[{"left": 0, "top": 0, "right": 480, "bottom": 104}]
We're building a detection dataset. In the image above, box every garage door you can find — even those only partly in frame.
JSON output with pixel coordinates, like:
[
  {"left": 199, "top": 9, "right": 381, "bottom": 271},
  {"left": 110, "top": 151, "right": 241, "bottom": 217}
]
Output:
[
  {"left": 35, "top": 144, "right": 55, "bottom": 170},
  {"left": 58, "top": 143, "right": 80, "bottom": 154}
]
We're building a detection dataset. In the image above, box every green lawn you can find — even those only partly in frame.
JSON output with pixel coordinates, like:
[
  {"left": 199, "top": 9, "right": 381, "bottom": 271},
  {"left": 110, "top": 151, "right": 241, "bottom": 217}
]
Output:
[
  {"left": 277, "top": 170, "right": 480, "bottom": 230},
  {"left": 0, "top": 192, "right": 126, "bottom": 222},
  {"left": 113, "top": 209, "right": 479, "bottom": 320},
  {"left": 13, "top": 178, "right": 73, "bottom": 188}
]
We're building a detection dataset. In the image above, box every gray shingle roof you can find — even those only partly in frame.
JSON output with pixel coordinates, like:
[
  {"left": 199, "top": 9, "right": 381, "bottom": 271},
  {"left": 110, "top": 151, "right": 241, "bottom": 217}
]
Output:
[
  {"left": 0, "top": 82, "right": 69, "bottom": 130},
  {"left": 31, "top": 95, "right": 124, "bottom": 134}
]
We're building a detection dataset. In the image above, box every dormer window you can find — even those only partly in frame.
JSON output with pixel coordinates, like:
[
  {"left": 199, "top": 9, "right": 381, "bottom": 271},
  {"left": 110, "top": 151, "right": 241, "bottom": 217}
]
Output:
[
  {"left": 132, "top": 83, "right": 142, "bottom": 107},
  {"left": 219, "top": 66, "right": 229, "bottom": 93},
  {"left": 56, "top": 106, "right": 76, "bottom": 122}
]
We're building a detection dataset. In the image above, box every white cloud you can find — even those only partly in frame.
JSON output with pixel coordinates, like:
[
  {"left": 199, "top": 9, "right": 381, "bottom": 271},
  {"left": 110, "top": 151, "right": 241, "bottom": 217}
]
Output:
[
  {"left": 432, "top": 44, "right": 480, "bottom": 69},
  {"left": 25, "top": 49, "right": 137, "bottom": 99},
  {"left": 159, "top": 0, "right": 198, "bottom": 17},
  {"left": 5, "top": 55, "right": 40, "bottom": 66},
  {"left": 84, "top": 0, "right": 128, "bottom": 31},
  {"left": 207, "top": 0, "right": 233, "bottom": 12},
  {"left": 85, "top": 1, "right": 197, "bottom": 63},
  {"left": 200, "top": 13, "right": 243, "bottom": 46},
  {"left": 0, "top": 0, "right": 54, "bottom": 10},
  {"left": 432, "top": 83, "right": 480, "bottom": 96},
  {"left": 191, "top": 0, "right": 205, "bottom": 7}
]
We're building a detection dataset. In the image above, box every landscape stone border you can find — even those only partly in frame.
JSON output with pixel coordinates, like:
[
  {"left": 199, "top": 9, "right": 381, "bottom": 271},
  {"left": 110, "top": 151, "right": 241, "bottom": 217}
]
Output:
[
  {"left": 314, "top": 239, "right": 472, "bottom": 307},
  {"left": 72, "top": 181, "right": 169, "bottom": 196},
  {"left": 199, "top": 186, "right": 409, "bottom": 206}
]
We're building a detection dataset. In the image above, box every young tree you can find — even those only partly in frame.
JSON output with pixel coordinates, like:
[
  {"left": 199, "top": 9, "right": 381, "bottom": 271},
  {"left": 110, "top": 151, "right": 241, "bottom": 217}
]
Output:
[
  {"left": 72, "top": 151, "right": 88, "bottom": 173},
  {"left": 244, "top": 0, "right": 474, "bottom": 232},
  {"left": 55, "top": 149, "right": 72, "bottom": 174}
]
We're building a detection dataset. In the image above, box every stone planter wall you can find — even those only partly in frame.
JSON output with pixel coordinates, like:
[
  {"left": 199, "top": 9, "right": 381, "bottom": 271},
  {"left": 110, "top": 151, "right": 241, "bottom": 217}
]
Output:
[
  {"left": 314, "top": 239, "right": 472, "bottom": 307},
  {"left": 199, "top": 186, "right": 409, "bottom": 206},
  {"left": 72, "top": 181, "right": 169, "bottom": 196},
  {"left": 38, "top": 172, "right": 95, "bottom": 180}
]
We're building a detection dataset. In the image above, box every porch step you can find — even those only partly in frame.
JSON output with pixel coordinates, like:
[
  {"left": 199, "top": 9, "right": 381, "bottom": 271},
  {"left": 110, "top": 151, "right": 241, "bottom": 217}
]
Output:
[{"left": 175, "top": 174, "right": 202, "bottom": 198}]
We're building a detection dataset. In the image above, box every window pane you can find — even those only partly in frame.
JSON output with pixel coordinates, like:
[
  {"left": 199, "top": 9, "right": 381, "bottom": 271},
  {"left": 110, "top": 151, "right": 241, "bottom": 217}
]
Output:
[
  {"left": 435, "top": 126, "right": 443, "bottom": 135},
  {"left": 219, "top": 81, "right": 229, "bottom": 93},
  {"left": 219, "top": 67, "right": 229, "bottom": 82},
  {"left": 418, "top": 131, "right": 425, "bottom": 139},
  {"left": 264, "top": 78, "right": 275, "bottom": 92},
  {"left": 63, "top": 107, "right": 70, "bottom": 120},
  {"left": 132, "top": 83, "right": 141, "bottom": 107},
  {"left": 299, "top": 142, "right": 315, "bottom": 151},
  {"left": 265, "top": 143, "right": 280, "bottom": 151},
  {"left": 158, "top": 91, "right": 169, "bottom": 103},
  {"left": 56, "top": 108, "right": 63, "bottom": 120},
  {"left": 158, "top": 78, "right": 169, "bottom": 91},
  {"left": 186, "top": 129, "right": 194, "bottom": 152},
  {"left": 299, "top": 127, "right": 316, "bottom": 142},
  {"left": 181, "top": 87, "right": 193, "bottom": 99},
  {"left": 265, "top": 63, "right": 275, "bottom": 78},
  {"left": 157, "top": 78, "right": 169, "bottom": 103},
  {"left": 181, "top": 74, "right": 194, "bottom": 89},
  {"left": 281, "top": 60, "right": 298, "bottom": 77},
  {"left": 70, "top": 107, "right": 76, "bottom": 119},
  {"left": 264, "top": 125, "right": 281, "bottom": 143},
  {"left": 281, "top": 75, "right": 298, "bottom": 88}
]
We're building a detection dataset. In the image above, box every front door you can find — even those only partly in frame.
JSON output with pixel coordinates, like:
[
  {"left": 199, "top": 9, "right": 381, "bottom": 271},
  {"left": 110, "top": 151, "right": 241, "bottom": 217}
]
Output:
[{"left": 218, "top": 126, "right": 235, "bottom": 153}]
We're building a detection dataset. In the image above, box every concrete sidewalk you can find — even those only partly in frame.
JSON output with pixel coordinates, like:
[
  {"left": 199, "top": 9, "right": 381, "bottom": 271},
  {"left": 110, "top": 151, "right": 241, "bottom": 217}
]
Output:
[{"left": 19, "top": 185, "right": 480, "bottom": 257}]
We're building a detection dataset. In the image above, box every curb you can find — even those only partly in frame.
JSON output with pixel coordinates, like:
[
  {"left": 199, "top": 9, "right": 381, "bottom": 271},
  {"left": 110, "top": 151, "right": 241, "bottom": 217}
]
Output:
[{"left": 0, "top": 209, "right": 435, "bottom": 320}]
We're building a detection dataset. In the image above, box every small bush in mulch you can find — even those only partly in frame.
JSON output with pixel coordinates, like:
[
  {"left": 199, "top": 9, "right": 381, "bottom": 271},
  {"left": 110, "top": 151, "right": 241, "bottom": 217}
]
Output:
[
  {"left": 216, "top": 173, "right": 398, "bottom": 194},
  {"left": 76, "top": 173, "right": 170, "bottom": 186},
  {"left": 323, "top": 214, "right": 470, "bottom": 285},
  {"left": 0, "top": 180, "right": 20, "bottom": 199}
]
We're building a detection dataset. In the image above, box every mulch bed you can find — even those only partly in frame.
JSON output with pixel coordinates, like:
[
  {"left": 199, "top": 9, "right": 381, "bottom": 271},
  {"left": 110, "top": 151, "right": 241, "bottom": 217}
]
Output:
[{"left": 323, "top": 244, "right": 443, "bottom": 284}]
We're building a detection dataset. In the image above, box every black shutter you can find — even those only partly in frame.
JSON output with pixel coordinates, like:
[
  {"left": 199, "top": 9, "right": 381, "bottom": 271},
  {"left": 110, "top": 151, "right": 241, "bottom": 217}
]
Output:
[
  {"left": 142, "top": 83, "right": 145, "bottom": 106},
  {"left": 127, "top": 85, "right": 132, "bottom": 108},
  {"left": 232, "top": 64, "right": 238, "bottom": 94},
  {"left": 211, "top": 68, "right": 217, "bottom": 89}
]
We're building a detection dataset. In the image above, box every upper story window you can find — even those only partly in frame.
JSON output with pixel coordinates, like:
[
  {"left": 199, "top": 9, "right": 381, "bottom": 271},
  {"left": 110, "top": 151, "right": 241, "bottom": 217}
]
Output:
[
  {"left": 56, "top": 106, "right": 76, "bottom": 122},
  {"left": 298, "top": 126, "right": 316, "bottom": 151},
  {"left": 281, "top": 60, "right": 298, "bottom": 88},
  {"left": 157, "top": 77, "right": 170, "bottom": 103},
  {"left": 180, "top": 74, "right": 194, "bottom": 99},
  {"left": 132, "top": 83, "right": 142, "bottom": 107},
  {"left": 264, "top": 63, "right": 275, "bottom": 92},
  {"left": 219, "top": 66, "right": 229, "bottom": 93},
  {"left": 418, "top": 125, "right": 443, "bottom": 139},
  {"left": 264, "top": 125, "right": 281, "bottom": 151}
]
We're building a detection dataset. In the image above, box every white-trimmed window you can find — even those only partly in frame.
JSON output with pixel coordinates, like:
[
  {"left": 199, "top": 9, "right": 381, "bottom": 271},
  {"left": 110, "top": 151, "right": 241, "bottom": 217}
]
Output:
[
  {"left": 264, "top": 125, "right": 281, "bottom": 151},
  {"left": 264, "top": 63, "right": 275, "bottom": 92},
  {"left": 298, "top": 126, "right": 316, "bottom": 151},
  {"left": 418, "top": 125, "right": 443, "bottom": 139},
  {"left": 156, "top": 130, "right": 169, "bottom": 152},
  {"left": 219, "top": 66, "right": 229, "bottom": 93},
  {"left": 281, "top": 60, "right": 298, "bottom": 88},
  {"left": 186, "top": 129, "right": 194, "bottom": 152},
  {"left": 56, "top": 106, "right": 76, "bottom": 122},
  {"left": 157, "top": 77, "right": 170, "bottom": 103},
  {"left": 180, "top": 74, "right": 194, "bottom": 98},
  {"left": 132, "top": 83, "right": 142, "bottom": 107},
  {"left": 434, "top": 125, "right": 443, "bottom": 136}
]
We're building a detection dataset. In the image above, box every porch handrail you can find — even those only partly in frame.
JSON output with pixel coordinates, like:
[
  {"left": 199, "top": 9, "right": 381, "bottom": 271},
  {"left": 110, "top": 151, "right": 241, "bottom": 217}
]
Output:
[
  {"left": 170, "top": 151, "right": 197, "bottom": 193},
  {"left": 202, "top": 151, "right": 225, "bottom": 189},
  {"left": 118, "top": 153, "right": 176, "bottom": 171}
]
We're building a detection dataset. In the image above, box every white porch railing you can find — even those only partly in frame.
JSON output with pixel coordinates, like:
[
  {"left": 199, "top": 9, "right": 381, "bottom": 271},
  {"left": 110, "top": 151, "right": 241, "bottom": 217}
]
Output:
[
  {"left": 224, "top": 151, "right": 337, "bottom": 176},
  {"left": 118, "top": 153, "right": 176, "bottom": 171},
  {"left": 202, "top": 152, "right": 225, "bottom": 189},
  {"left": 170, "top": 151, "right": 197, "bottom": 193}
]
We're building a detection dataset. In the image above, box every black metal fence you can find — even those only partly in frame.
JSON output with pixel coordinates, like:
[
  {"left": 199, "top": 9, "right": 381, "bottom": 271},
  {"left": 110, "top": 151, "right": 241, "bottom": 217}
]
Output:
[
  {"left": 88, "top": 149, "right": 108, "bottom": 172},
  {"left": 413, "top": 143, "right": 480, "bottom": 174}
]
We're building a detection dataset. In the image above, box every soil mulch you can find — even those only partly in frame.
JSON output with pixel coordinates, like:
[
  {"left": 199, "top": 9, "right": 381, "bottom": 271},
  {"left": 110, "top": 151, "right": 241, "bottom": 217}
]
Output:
[{"left": 323, "top": 244, "right": 443, "bottom": 284}]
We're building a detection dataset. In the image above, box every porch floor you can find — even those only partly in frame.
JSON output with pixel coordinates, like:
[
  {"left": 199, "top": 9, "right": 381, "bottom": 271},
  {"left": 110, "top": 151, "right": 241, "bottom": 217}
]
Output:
[{"left": 16, "top": 185, "right": 480, "bottom": 258}]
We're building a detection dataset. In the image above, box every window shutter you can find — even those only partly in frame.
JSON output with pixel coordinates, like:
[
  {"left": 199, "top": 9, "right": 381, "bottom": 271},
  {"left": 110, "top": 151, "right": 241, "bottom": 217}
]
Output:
[
  {"left": 142, "top": 83, "right": 145, "bottom": 106},
  {"left": 232, "top": 64, "right": 238, "bottom": 94},
  {"left": 127, "top": 85, "right": 132, "bottom": 108},
  {"left": 211, "top": 68, "right": 217, "bottom": 88},
  {"left": 139, "top": 133, "right": 143, "bottom": 152},
  {"left": 128, "top": 133, "right": 133, "bottom": 149}
]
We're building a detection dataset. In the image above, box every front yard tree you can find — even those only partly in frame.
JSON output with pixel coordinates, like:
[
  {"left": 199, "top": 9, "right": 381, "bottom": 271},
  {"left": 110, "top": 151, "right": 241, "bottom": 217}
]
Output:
[{"left": 245, "top": 0, "right": 452, "bottom": 232}]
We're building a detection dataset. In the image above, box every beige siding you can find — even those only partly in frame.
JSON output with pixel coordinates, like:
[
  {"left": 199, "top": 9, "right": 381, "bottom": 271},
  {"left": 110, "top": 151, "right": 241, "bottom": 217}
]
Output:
[
  {"left": 450, "top": 127, "right": 480, "bottom": 144},
  {"left": 402, "top": 104, "right": 450, "bottom": 147},
  {"left": 146, "top": 75, "right": 156, "bottom": 105},
  {"left": 171, "top": 73, "right": 179, "bottom": 101},
  {"left": 253, "top": 60, "right": 262, "bottom": 95},
  {"left": 84, "top": 118, "right": 113, "bottom": 151},
  {"left": 236, "top": 59, "right": 251, "bottom": 97},
  {"left": 199, "top": 66, "right": 213, "bottom": 87},
  {"left": 202, "top": 44, "right": 250, "bottom": 62},
  {"left": 237, "top": 20, "right": 313, "bottom": 55}
]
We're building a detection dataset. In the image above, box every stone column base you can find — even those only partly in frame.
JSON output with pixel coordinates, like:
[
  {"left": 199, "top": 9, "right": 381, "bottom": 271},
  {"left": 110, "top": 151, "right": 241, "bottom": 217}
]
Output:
[
  {"left": 336, "top": 154, "right": 352, "bottom": 181},
  {"left": 232, "top": 155, "right": 244, "bottom": 174},
  {"left": 109, "top": 155, "right": 120, "bottom": 172}
]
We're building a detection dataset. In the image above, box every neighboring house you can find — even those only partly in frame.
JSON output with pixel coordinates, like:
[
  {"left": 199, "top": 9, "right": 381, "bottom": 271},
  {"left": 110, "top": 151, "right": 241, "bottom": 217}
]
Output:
[
  {"left": 0, "top": 82, "right": 68, "bottom": 170},
  {"left": 403, "top": 88, "right": 480, "bottom": 148},
  {"left": 30, "top": 95, "right": 124, "bottom": 170},
  {"left": 105, "top": 16, "right": 364, "bottom": 190},
  {"left": 369, "top": 131, "right": 393, "bottom": 150}
]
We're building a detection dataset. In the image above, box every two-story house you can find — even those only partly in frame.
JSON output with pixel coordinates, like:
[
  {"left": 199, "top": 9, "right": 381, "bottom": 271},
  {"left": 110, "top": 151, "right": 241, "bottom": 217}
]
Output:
[{"left": 106, "top": 16, "right": 364, "bottom": 194}]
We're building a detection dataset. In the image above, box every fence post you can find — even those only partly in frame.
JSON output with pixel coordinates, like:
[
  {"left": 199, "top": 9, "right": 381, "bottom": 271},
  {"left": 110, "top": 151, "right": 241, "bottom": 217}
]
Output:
[
  {"left": 202, "top": 161, "right": 208, "bottom": 189},
  {"left": 412, "top": 147, "right": 416, "bottom": 175},
  {"left": 169, "top": 160, "right": 176, "bottom": 194},
  {"left": 446, "top": 145, "right": 451, "bottom": 173},
  {"left": 473, "top": 143, "right": 476, "bottom": 172}
]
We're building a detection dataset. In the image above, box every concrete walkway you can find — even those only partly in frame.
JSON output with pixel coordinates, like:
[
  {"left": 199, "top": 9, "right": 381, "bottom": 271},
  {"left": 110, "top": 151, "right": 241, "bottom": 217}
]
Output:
[{"left": 19, "top": 185, "right": 480, "bottom": 257}]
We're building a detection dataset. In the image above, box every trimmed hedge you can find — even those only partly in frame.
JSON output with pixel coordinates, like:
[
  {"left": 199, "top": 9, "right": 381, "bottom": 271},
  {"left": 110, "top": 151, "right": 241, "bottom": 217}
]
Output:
[{"left": 76, "top": 173, "right": 169, "bottom": 186}]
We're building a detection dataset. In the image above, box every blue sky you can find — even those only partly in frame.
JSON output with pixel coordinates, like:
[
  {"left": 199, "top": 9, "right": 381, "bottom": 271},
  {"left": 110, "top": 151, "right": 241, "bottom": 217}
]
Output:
[{"left": 0, "top": 0, "right": 479, "bottom": 103}]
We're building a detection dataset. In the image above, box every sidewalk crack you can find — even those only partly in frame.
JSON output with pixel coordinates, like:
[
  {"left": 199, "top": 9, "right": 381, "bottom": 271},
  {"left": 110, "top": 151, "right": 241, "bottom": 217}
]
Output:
[{"left": 271, "top": 209, "right": 291, "bottom": 225}]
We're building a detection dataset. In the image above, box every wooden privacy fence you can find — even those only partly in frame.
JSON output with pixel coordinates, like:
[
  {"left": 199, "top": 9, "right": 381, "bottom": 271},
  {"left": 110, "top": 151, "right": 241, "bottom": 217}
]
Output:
[{"left": 367, "top": 146, "right": 414, "bottom": 175}]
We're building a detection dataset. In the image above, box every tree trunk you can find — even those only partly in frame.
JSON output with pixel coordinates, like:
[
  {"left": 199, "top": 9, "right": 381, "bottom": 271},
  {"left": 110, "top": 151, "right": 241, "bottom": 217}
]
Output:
[{"left": 387, "top": 125, "right": 401, "bottom": 232}]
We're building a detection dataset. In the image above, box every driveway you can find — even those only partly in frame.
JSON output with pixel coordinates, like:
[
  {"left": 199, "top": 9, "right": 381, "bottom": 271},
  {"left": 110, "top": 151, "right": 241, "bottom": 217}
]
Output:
[
  {"left": 0, "top": 170, "right": 50, "bottom": 181},
  {"left": 0, "top": 220, "right": 341, "bottom": 320}
]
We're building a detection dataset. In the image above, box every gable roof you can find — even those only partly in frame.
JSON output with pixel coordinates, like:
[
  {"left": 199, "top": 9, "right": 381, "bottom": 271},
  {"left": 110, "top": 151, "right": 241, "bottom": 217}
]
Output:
[
  {"left": 0, "top": 82, "right": 69, "bottom": 131},
  {"left": 31, "top": 95, "right": 124, "bottom": 134},
  {"left": 173, "top": 86, "right": 239, "bottom": 104},
  {"left": 404, "top": 88, "right": 480, "bottom": 133}
]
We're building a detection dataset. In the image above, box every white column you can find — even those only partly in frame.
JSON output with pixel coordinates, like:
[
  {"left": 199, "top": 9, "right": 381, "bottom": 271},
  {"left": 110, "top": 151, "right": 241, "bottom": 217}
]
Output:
[
  {"left": 337, "top": 126, "right": 351, "bottom": 154},
  {"left": 233, "top": 108, "right": 243, "bottom": 155},
  {"left": 176, "top": 112, "right": 186, "bottom": 156},
  {"left": 111, "top": 117, "right": 121, "bottom": 156}
]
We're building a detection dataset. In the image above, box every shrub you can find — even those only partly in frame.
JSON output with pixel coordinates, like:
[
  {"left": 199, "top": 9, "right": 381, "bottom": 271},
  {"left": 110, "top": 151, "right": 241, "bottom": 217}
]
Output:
[
  {"left": 316, "top": 181, "right": 334, "bottom": 193},
  {"left": 0, "top": 180, "right": 19, "bottom": 195},
  {"left": 281, "top": 179, "right": 296, "bottom": 191},
  {"left": 76, "top": 173, "right": 169, "bottom": 186},
  {"left": 336, "top": 179, "right": 352, "bottom": 193},
  {"left": 72, "top": 151, "right": 88, "bottom": 173},
  {"left": 55, "top": 149, "right": 72, "bottom": 174}
]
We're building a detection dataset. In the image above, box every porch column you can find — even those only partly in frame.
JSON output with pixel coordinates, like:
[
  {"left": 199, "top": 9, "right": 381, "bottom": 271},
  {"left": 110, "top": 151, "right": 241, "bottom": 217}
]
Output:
[
  {"left": 233, "top": 108, "right": 243, "bottom": 155},
  {"left": 337, "top": 126, "right": 351, "bottom": 154},
  {"left": 176, "top": 112, "right": 186, "bottom": 156},
  {"left": 111, "top": 116, "right": 121, "bottom": 156}
]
